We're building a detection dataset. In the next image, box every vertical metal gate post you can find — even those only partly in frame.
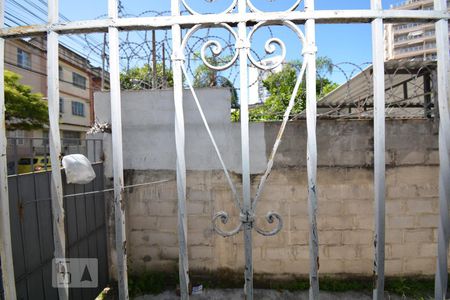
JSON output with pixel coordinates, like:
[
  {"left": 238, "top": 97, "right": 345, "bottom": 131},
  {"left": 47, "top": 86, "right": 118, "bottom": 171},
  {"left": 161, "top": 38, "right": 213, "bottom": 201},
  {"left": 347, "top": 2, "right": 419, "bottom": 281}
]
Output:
[
  {"left": 108, "top": 0, "right": 129, "bottom": 298},
  {"left": 371, "top": 0, "right": 386, "bottom": 299},
  {"left": 0, "top": 0, "right": 16, "bottom": 298},
  {"left": 47, "top": 0, "right": 69, "bottom": 299},
  {"left": 304, "top": 0, "right": 319, "bottom": 299},
  {"left": 434, "top": 0, "right": 450, "bottom": 298},
  {"left": 171, "top": 0, "right": 190, "bottom": 299},
  {"left": 237, "top": 0, "right": 254, "bottom": 299}
]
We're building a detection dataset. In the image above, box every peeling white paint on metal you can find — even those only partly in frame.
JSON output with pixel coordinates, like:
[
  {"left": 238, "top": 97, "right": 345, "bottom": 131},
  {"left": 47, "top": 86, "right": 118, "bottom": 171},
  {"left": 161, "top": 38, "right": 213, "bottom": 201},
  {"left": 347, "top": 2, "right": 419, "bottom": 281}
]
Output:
[
  {"left": 108, "top": 0, "right": 129, "bottom": 299},
  {"left": 1, "top": 1, "right": 449, "bottom": 300},
  {"left": 304, "top": 1, "right": 319, "bottom": 298},
  {"left": 0, "top": 0, "right": 16, "bottom": 298},
  {"left": 434, "top": 0, "right": 450, "bottom": 299},
  {"left": 0, "top": 10, "right": 449, "bottom": 38},
  {"left": 371, "top": 1, "right": 386, "bottom": 299},
  {"left": 47, "top": 0, "right": 69, "bottom": 299},
  {"left": 171, "top": 1, "right": 190, "bottom": 299},
  {"left": 237, "top": 0, "right": 254, "bottom": 298}
]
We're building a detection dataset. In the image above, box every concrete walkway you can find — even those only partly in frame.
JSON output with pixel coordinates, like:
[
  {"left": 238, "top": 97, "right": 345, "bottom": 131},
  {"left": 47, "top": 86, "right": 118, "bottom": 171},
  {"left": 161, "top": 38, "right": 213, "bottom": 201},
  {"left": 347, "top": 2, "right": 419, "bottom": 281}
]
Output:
[{"left": 135, "top": 289, "right": 409, "bottom": 300}]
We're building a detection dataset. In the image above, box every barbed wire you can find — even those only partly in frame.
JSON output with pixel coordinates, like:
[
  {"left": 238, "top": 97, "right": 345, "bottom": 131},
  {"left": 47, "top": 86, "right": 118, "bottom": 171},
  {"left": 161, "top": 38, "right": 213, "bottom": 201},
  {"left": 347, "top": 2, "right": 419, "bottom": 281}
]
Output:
[{"left": 80, "top": 4, "right": 436, "bottom": 121}]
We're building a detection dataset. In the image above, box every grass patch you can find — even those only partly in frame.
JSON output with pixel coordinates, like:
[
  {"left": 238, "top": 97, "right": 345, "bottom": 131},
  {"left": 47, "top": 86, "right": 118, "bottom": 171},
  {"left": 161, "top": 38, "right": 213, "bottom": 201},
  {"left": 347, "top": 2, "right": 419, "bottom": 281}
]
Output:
[
  {"left": 320, "top": 276, "right": 371, "bottom": 292},
  {"left": 385, "top": 277, "right": 435, "bottom": 299},
  {"left": 128, "top": 271, "right": 178, "bottom": 297},
  {"left": 127, "top": 269, "right": 437, "bottom": 299}
]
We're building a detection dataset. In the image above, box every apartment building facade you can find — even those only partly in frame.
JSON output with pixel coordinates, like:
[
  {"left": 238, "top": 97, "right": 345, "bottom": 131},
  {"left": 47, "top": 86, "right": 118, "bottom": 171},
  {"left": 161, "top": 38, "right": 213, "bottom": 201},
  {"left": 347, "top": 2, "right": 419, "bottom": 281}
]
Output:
[
  {"left": 5, "top": 37, "right": 103, "bottom": 143},
  {"left": 385, "top": 0, "right": 450, "bottom": 61}
]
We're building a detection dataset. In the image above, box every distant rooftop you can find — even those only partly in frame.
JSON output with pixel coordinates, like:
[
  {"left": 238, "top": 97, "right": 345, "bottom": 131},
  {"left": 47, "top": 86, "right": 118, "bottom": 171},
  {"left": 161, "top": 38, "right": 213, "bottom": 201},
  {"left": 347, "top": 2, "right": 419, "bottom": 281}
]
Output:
[
  {"left": 317, "top": 60, "right": 437, "bottom": 119},
  {"left": 390, "top": 0, "right": 433, "bottom": 9}
]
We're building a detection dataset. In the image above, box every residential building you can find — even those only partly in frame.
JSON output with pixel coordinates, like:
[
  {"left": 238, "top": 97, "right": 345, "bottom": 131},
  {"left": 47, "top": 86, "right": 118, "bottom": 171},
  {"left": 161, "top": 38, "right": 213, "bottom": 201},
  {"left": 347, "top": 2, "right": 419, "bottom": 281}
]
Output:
[
  {"left": 5, "top": 37, "right": 104, "bottom": 144},
  {"left": 385, "top": 0, "right": 450, "bottom": 61}
]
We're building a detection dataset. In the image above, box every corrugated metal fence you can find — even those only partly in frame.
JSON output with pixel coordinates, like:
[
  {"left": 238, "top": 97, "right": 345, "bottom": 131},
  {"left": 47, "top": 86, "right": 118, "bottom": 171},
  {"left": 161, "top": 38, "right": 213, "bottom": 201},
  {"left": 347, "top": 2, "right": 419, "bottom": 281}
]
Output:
[{"left": 0, "top": 163, "right": 108, "bottom": 300}]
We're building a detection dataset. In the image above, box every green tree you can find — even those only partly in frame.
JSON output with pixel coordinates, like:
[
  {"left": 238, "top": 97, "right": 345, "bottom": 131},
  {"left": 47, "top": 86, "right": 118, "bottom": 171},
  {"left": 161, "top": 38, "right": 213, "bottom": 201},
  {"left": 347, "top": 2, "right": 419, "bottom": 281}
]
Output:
[
  {"left": 120, "top": 63, "right": 173, "bottom": 90},
  {"left": 249, "top": 57, "right": 338, "bottom": 121},
  {"left": 5, "top": 70, "right": 48, "bottom": 130},
  {"left": 193, "top": 55, "right": 239, "bottom": 109}
]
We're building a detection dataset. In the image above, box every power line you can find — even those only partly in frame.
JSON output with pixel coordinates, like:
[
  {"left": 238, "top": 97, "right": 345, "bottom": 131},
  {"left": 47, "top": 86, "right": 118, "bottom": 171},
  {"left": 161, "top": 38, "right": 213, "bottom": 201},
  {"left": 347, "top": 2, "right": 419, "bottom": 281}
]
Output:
[
  {"left": 6, "top": 0, "right": 104, "bottom": 66},
  {"left": 5, "top": 7, "right": 34, "bottom": 26},
  {"left": 23, "top": 0, "right": 48, "bottom": 16},
  {"left": 5, "top": 6, "right": 40, "bottom": 25},
  {"left": 9, "top": 0, "right": 46, "bottom": 22}
]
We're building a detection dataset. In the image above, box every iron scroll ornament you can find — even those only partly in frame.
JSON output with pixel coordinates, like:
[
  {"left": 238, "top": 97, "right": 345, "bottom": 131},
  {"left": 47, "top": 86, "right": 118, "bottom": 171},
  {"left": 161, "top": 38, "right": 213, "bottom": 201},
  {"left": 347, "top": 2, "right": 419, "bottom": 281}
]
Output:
[
  {"left": 181, "top": 0, "right": 238, "bottom": 15},
  {"left": 212, "top": 211, "right": 284, "bottom": 237},
  {"left": 178, "top": 18, "right": 306, "bottom": 238},
  {"left": 181, "top": 0, "right": 303, "bottom": 15},
  {"left": 247, "top": 0, "right": 303, "bottom": 13}
]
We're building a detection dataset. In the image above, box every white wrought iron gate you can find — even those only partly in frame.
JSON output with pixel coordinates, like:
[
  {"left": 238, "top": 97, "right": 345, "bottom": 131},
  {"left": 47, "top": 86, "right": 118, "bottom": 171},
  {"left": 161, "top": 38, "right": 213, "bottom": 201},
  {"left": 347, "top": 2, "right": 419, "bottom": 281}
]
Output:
[{"left": 0, "top": 1, "right": 449, "bottom": 300}]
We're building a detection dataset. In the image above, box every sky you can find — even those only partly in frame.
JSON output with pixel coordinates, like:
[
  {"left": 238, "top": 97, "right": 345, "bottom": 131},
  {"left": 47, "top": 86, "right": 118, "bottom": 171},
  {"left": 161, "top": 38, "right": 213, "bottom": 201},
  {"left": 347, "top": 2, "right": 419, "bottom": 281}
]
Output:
[{"left": 8, "top": 0, "right": 406, "bottom": 84}]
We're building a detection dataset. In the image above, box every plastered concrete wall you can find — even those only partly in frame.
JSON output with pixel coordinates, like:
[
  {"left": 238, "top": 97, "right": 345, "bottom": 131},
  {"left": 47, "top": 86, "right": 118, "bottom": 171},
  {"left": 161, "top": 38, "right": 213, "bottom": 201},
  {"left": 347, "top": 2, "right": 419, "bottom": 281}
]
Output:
[
  {"left": 95, "top": 89, "right": 443, "bottom": 277},
  {"left": 94, "top": 89, "right": 267, "bottom": 176}
]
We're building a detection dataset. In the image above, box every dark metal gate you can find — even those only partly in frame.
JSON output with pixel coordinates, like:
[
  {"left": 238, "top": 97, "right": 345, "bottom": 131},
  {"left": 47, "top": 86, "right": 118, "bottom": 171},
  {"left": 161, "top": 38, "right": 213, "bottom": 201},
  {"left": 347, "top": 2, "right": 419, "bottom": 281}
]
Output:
[{"left": 2, "top": 163, "right": 108, "bottom": 300}]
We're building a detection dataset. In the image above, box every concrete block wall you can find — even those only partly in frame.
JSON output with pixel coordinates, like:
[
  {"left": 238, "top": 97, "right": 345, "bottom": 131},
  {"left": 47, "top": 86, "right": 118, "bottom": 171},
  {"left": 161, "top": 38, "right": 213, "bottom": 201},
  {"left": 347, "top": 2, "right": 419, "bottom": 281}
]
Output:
[
  {"left": 94, "top": 89, "right": 444, "bottom": 277},
  {"left": 124, "top": 165, "right": 440, "bottom": 276}
]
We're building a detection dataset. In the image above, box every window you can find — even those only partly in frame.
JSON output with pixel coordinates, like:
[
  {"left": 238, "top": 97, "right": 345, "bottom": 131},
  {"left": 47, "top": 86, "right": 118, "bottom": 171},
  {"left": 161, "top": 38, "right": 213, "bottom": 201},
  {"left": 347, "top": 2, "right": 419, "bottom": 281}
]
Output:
[
  {"left": 71, "top": 101, "right": 85, "bottom": 116},
  {"left": 59, "top": 66, "right": 64, "bottom": 80},
  {"left": 15, "top": 130, "right": 25, "bottom": 145},
  {"left": 17, "top": 48, "right": 31, "bottom": 69},
  {"left": 43, "top": 130, "right": 49, "bottom": 145},
  {"left": 394, "top": 23, "right": 419, "bottom": 31},
  {"left": 63, "top": 130, "right": 81, "bottom": 146},
  {"left": 59, "top": 97, "right": 64, "bottom": 113},
  {"left": 72, "top": 72, "right": 86, "bottom": 89},
  {"left": 425, "top": 42, "right": 436, "bottom": 49}
]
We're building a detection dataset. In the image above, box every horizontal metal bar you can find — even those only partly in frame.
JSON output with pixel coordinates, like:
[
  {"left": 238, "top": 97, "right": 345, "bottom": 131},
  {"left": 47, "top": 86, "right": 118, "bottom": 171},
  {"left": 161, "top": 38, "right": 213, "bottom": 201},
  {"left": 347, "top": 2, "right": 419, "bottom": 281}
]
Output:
[
  {"left": 1, "top": 9, "right": 448, "bottom": 38},
  {"left": 63, "top": 179, "right": 171, "bottom": 198},
  {"left": 6, "top": 137, "right": 102, "bottom": 141},
  {"left": 21, "top": 178, "right": 173, "bottom": 205},
  {"left": 6, "top": 162, "right": 103, "bottom": 178}
]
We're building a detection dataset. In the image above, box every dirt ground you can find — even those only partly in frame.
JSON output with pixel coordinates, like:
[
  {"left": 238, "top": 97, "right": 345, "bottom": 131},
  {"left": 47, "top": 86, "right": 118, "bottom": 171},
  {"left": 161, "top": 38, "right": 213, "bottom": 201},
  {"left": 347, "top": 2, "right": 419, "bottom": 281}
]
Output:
[{"left": 133, "top": 289, "right": 410, "bottom": 300}]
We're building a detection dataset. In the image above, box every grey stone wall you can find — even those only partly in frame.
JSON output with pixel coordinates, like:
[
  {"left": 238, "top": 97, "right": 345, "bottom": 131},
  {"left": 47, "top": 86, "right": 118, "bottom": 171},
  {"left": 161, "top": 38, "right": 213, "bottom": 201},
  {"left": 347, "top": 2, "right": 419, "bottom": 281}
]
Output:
[{"left": 94, "top": 89, "right": 442, "bottom": 278}]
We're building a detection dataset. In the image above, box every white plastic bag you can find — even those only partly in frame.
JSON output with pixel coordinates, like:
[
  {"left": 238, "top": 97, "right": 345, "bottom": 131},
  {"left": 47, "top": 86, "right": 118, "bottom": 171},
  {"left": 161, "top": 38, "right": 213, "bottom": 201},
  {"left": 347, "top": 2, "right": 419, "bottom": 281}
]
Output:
[{"left": 62, "top": 154, "right": 96, "bottom": 184}]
